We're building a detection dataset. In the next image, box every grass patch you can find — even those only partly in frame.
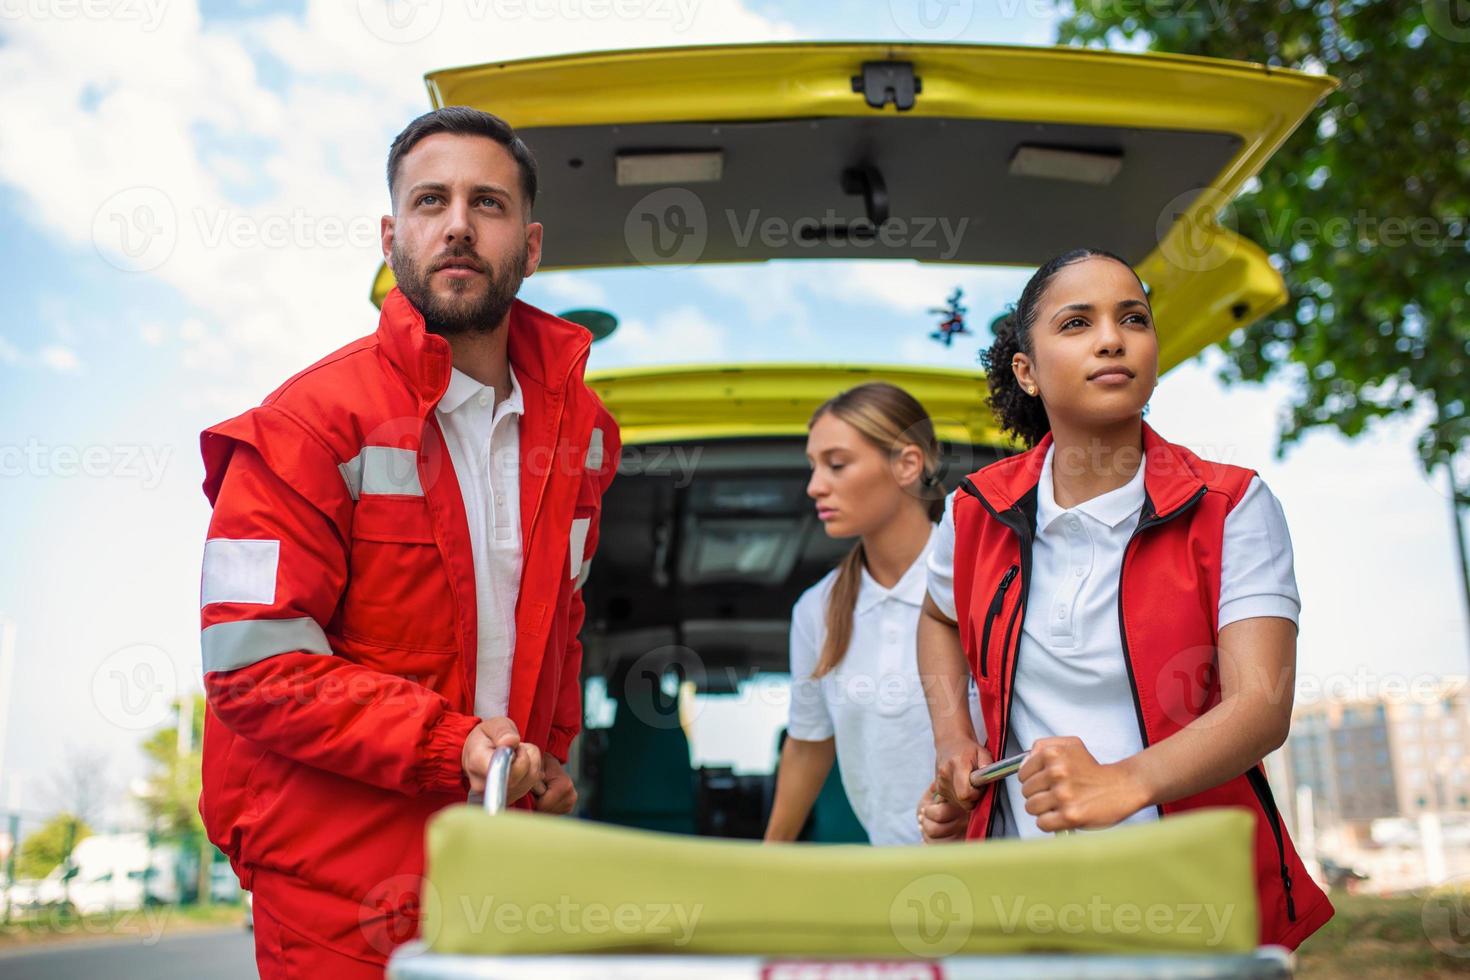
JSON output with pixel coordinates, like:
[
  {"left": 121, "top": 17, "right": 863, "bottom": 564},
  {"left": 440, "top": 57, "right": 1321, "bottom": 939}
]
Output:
[
  {"left": 1298, "top": 892, "right": 1470, "bottom": 978},
  {"left": 0, "top": 902, "right": 246, "bottom": 950}
]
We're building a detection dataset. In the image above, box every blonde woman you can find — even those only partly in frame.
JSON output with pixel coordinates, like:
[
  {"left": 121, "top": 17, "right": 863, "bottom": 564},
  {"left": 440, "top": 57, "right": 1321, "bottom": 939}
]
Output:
[{"left": 764, "top": 383, "right": 974, "bottom": 846}]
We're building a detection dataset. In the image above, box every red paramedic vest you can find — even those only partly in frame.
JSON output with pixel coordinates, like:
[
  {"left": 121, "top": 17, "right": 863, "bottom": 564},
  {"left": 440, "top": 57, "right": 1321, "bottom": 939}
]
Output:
[{"left": 950, "top": 423, "right": 1331, "bottom": 950}]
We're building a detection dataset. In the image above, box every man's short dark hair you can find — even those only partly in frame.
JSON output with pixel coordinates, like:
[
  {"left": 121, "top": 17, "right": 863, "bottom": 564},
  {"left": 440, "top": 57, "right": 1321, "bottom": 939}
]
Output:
[{"left": 386, "top": 106, "right": 538, "bottom": 214}]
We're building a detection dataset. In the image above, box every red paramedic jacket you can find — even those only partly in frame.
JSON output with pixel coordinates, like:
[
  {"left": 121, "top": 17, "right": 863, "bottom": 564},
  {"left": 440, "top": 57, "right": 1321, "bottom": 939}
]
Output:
[
  {"left": 196, "top": 288, "right": 619, "bottom": 955},
  {"left": 950, "top": 423, "right": 1331, "bottom": 950}
]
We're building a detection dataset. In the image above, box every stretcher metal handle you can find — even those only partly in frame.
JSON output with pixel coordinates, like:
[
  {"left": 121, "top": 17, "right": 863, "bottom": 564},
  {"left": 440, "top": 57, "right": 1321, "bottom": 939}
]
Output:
[
  {"left": 967, "top": 750, "right": 1074, "bottom": 835},
  {"left": 969, "top": 750, "right": 1030, "bottom": 788},
  {"left": 483, "top": 745, "right": 516, "bottom": 816}
]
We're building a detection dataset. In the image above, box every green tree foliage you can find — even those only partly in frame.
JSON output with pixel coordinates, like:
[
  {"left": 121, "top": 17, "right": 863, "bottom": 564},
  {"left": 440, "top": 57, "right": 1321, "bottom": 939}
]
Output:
[
  {"left": 137, "top": 694, "right": 205, "bottom": 838},
  {"left": 15, "top": 814, "right": 89, "bottom": 880},
  {"left": 136, "top": 694, "right": 218, "bottom": 904},
  {"left": 1057, "top": 1, "right": 1469, "bottom": 491}
]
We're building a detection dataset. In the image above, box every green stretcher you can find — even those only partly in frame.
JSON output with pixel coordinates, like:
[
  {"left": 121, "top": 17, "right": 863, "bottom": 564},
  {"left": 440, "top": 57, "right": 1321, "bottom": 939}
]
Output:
[{"left": 387, "top": 747, "right": 1295, "bottom": 979}]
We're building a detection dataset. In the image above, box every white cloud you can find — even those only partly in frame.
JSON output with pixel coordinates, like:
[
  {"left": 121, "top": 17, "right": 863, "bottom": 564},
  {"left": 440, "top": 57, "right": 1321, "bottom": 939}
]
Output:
[
  {"left": 534, "top": 271, "right": 609, "bottom": 309},
  {"left": 693, "top": 260, "right": 1030, "bottom": 345},
  {"left": 821, "top": 261, "right": 1028, "bottom": 321},
  {"left": 692, "top": 263, "right": 823, "bottom": 333},
  {"left": 593, "top": 304, "right": 729, "bottom": 366},
  {"left": 179, "top": 319, "right": 237, "bottom": 373},
  {"left": 0, "top": 0, "right": 799, "bottom": 415},
  {"left": 0, "top": 335, "right": 20, "bottom": 364},
  {"left": 895, "top": 332, "right": 943, "bottom": 364},
  {"left": 37, "top": 344, "right": 81, "bottom": 372}
]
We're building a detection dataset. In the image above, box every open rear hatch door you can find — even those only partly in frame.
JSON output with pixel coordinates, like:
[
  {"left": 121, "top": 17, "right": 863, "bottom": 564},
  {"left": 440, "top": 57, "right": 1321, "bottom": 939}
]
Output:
[{"left": 374, "top": 41, "right": 1335, "bottom": 370}]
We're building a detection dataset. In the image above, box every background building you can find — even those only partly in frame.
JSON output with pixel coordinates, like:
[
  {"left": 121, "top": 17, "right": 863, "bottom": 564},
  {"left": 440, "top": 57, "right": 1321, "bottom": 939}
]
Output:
[{"left": 1275, "top": 676, "right": 1470, "bottom": 893}]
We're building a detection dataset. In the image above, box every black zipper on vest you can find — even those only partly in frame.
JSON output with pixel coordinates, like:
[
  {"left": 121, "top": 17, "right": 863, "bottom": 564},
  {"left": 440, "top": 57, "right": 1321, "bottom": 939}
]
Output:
[
  {"left": 1116, "top": 486, "right": 1206, "bottom": 819},
  {"left": 978, "top": 565, "right": 1018, "bottom": 677},
  {"left": 998, "top": 586, "right": 1024, "bottom": 688},
  {"left": 1246, "top": 766, "right": 1297, "bottom": 922}
]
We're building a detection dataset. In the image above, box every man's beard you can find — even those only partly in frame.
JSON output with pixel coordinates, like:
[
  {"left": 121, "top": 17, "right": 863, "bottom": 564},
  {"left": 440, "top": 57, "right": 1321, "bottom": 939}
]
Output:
[{"left": 391, "top": 239, "right": 527, "bottom": 336}]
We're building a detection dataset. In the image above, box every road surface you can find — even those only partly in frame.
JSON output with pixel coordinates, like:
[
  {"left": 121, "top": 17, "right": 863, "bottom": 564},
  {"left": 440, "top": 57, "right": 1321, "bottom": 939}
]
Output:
[{"left": 0, "top": 926, "right": 258, "bottom": 979}]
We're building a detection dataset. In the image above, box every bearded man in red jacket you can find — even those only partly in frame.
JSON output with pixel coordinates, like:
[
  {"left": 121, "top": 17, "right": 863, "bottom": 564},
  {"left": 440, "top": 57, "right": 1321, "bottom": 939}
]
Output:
[{"left": 196, "top": 106, "right": 620, "bottom": 978}]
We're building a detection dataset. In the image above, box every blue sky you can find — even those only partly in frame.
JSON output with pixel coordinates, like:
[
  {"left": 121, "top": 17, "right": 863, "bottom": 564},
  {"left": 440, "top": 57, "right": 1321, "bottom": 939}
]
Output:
[{"left": 0, "top": 0, "right": 1465, "bottom": 822}]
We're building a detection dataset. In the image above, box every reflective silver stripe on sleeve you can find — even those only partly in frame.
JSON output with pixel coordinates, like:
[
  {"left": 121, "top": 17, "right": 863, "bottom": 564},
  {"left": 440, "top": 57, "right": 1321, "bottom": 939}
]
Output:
[
  {"left": 585, "top": 427, "right": 604, "bottom": 471},
  {"left": 338, "top": 458, "right": 362, "bottom": 500},
  {"left": 338, "top": 446, "right": 423, "bottom": 499},
  {"left": 201, "top": 617, "right": 332, "bottom": 673},
  {"left": 574, "top": 558, "right": 593, "bottom": 592}
]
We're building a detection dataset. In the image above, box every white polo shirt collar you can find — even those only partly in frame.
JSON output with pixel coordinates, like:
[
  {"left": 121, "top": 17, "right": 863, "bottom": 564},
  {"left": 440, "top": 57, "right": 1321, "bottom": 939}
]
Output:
[
  {"left": 437, "top": 364, "right": 524, "bottom": 418},
  {"left": 1035, "top": 443, "right": 1147, "bottom": 533},
  {"left": 854, "top": 525, "right": 939, "bottom": 616}
]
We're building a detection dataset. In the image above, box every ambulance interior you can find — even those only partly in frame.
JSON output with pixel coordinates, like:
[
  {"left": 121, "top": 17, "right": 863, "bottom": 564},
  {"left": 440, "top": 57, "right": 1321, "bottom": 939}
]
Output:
[{"left": 572, "top": 436, "right": 1000, "bottom": 841}]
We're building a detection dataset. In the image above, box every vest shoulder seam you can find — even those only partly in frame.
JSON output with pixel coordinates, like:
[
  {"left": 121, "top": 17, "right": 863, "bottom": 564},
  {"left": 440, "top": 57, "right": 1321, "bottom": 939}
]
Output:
[
  {"left": 1199, "top": 465, "right": 1259, "bottom": 510},
  {"left": 250, "top": 402, "right": 349, "bottom": 472}
]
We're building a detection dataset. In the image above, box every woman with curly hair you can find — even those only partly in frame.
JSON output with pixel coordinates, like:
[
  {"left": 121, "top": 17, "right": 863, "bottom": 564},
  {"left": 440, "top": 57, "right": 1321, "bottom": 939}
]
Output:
[{"left": 914, "top": 248, "right": 1332, "bottom": 949}]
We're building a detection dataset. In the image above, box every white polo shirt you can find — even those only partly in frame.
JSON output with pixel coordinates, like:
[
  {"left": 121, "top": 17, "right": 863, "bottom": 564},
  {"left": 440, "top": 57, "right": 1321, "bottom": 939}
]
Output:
[
  {"left": 435, "top": 365, "right": 524, "bottom": 720},
  {"left": 787, "top": 526, "right": 981, "bottom": 846},
  {"left": 926, "top": 446, "right": 1300, "bottom": 838}
]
